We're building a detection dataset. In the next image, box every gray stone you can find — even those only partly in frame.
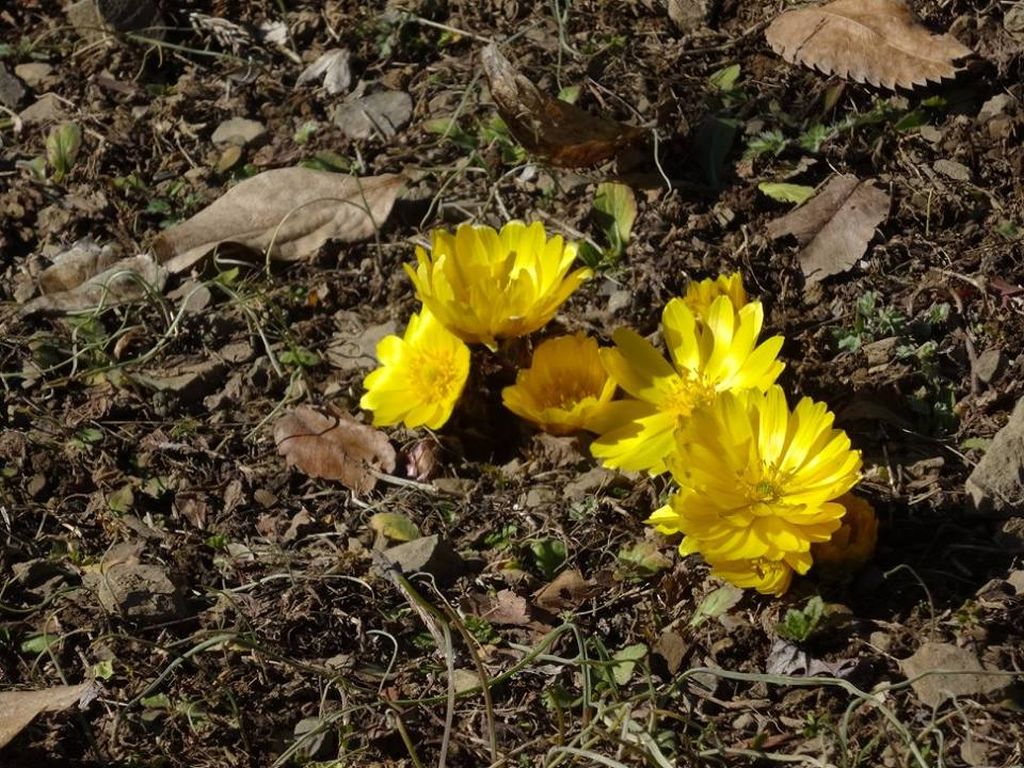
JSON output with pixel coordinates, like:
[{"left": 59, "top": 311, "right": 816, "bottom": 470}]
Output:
[
  {"left": 0, "top": 64, "right": 25, "bottom": 109},
  {"left": 900, "top": 641, "right": 1010, "bottom": 708},
  {"left": 18, "top": 94, "right": 63, "bottom": 125},
  {"left": 94, "top": 563, "right": 184, "bottom": 623},
  {"left": 211, "top": 117, "right": 267, "bottom": 147},
  {"left": 380, "top": 534, "right": 464, "bottom": 583},
  {"left": 333, "top": 91, "right": 412, "bottom": 140},
  {"left": 14, "top": 63, "right": 53, "bottom": 89},
  {"left": 965, "top": 397, "right": 1024, "bottom": 517},
  {"left": 974, "top": 348, "right": 1003, "bottom": 384},
  {"left": 933, "top": 159, "right": 972, "bottom": 182}
]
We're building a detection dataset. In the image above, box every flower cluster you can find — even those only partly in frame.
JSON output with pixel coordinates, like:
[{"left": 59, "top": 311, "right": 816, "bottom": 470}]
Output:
[
  {"left": 592, "top": 275, "right": 872, "bottom": 595},
  {"left": 360, "top": 216, "right": 876, "bottom": 595},
  {"left": 361, "top": 221, "right": 591, "bottom": 430}
]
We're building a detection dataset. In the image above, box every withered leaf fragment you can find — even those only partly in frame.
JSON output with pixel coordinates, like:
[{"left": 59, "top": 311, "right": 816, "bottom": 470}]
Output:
[
  {"left": 765, "top": 0, "right": 972, "bottom": 90},
  {"left": 480, "top": 44, "right": 645, "bottom": 168},
  {"left": 153, "top": 169, "right": 405, "bottom": 273},
  {"left": 274, "top": 406, "right": 396, "bottom": 494},
  {"left": 766, "top": 174, "right": 890, "bottom": 284},
  {"left": 0, "top": 682, "right": 96, "bottom": 749}
]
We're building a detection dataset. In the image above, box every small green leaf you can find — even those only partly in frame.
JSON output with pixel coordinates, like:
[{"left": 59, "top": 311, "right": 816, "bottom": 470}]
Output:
[
  {"left": 141, "top": 693, "right": 172, "bottom": 710},
  {"left": 617, "top": 540, "right": 672, "bottom": 578},
  {"left": 92, "top": 659, "right": 115, "bottom": 680},
  {"left": 611, "top": 643, "right": 647, "bottom": 685},
  {"left": 959, "top": 437, "right": 991, "bottom": 452},
  {"left": 592, "top": 182, "right": 637, "bottom": 261},
  {"left": 708, "top": 64, "right": 741, "bottom": 93},
  {"left": 557, "top": 85, "right": 581, "bottom": 104},
  {"left": 293, "top": 120, "right": 319, "bottom": 145},
  {"left": 689, "top": 584, "right": 744, "bottom": 628},
  {"left": 369, "top": 512, "right": 420, "bottom": 543},
  {"left": 46, "top": 122, "right": 82, "bottom": 183},
  {"left": 279, "top": 346, "right": 320, "bottom": 369},
  {"left": 693, "top": 115, "right": 739, "bottom": 189},
  {"left": 106, "top": 485, "right": 134, "bottom": 515},
  {"left": 777, "top": 595, "right": 825, "bottom": 643},
  {"left": 758, "top": 182, "right": 816, "bottom": 204},
  {"left": 529, "top": 538, "right": 567, "bottom": 579},
  {"left": 20, "top": 633, "right": 58, "bottom": 655}
]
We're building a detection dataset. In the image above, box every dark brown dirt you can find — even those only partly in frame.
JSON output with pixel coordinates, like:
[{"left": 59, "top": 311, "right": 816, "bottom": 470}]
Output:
[{"left": 1, "top": 1, "right": 1023, "bottom": 767}]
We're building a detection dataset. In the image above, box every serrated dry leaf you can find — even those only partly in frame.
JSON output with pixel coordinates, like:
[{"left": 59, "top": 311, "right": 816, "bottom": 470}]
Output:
[
  {"left": 153, "top": 169, "right": 405, "bottom": 273},
  {"left": 766, "top": 173, "right": 890, "bottom": 284},
  {"left": 765, "top": 0, "right": 972, "bottom": 90},
  {"left": 274, "top": 406, "right": 396, "bottom": 494},
  {"left": 0, "top": 682, "right": 96, "bottom": 749},
  {"left": 480, "top": 43, "right": 645, "bottom": 168},
  {"left": 20, "top": 253, "right": 167, "bottom": 316}
]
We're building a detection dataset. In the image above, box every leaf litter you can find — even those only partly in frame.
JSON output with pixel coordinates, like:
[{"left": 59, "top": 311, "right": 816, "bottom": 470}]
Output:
[{"left": 2, "top": 0, "right": 1024, "bottom": 766}]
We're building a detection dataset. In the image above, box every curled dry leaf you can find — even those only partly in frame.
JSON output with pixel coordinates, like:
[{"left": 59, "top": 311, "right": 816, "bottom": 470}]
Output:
[
  {"left": 766, "top": 173, "right": 890, "bottom": 284},
  {"left": 153, "top": 169, "right": 405, "bottom": 273},
  {"left": 296, "top": 48, "right": 352, "bottom": 95},
  {"left": 480, "top": 43, "right": 645, "bottom": 168},
  {"left": 274, "top": 406, "right": 396, "bottom": 494},
  {"left": 0, "top": 681, "right": 96, "bottom": 749},
  {"left": 765, "top": 0, "right": 972, "bottom": 90}
]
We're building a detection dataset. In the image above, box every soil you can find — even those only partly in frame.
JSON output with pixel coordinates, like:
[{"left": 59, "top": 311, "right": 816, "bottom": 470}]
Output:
[{"left": 1, "top": 1, "right": 1023, "bottom": 767}]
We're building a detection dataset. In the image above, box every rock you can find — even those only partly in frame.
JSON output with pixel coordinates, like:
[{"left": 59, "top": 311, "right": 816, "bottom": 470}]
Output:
[
  {"left": 14, "top": 63, "right": 53, "bottom": 89},
  {"left": 965, "top": 397, "right": 1024, "bottom": 517},
  {"left": 332, "top": 91, "right": 413, "bottom": 140},
  {"left": 900, "top": 641, "right": 1009, "bottom": 708},
  {"left": 97, "top": 0, "right": 164, "bottom": 34},
  {"left": 0, "top": 64, "right": 25, "bottom": 109},
  {"left": 933, "top": 159, "right": 972, "bottom": 182},
  {"left": 564, "top": 466, "right": 618, "bottom": 499},
  {"left": 973, "top": 348, "right": 1003, "bottom": 384},
  {"left": 66, "top": 0, "right": 108, "bottom": 43},
  {"left": 94, "top": 563, "right": 184, "bottom": 623},
  {"left": 18, "top": 93, "right": 63, "bottom": 125},
  {"left": 977, "top": 94, "right": 1016, "bottom": 122},
  {"left": 12, "top": 559, "right": 73, "bottom": 595},
  {"left": 379, "top": 535, "right": 464, "bottom": 583},
  {"left": 667, "top": 0, "right": 707, "bottom": 32},
  {"left": 211, "top": 117, "right": 267, "bottom": 147}
]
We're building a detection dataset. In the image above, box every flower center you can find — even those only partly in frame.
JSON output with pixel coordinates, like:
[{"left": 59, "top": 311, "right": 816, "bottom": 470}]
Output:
[
  {"left": 661, "top": 375, "right": 715, "bottom": 421},
  {"left": 413, "top": 349, "right": 460, "bottom": 400}
]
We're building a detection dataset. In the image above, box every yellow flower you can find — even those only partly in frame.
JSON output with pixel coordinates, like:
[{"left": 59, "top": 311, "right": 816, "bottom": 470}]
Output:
[
  {"left": 404, "top": 221, "right": 592, "bottom": 347},
  {"left": 589, "top": 295, "right": 785, "bottom": 474},
  {"left": 683, "top": 272, "right": 748, "bottom": 319},
  {"left": 812, "top": 493, "right": 878, "bottom": 573},
  {"left": 360, "top": 309, "right": 470, "bottom": 430},
  {"left": 650, "top": 386, "right": 862, "bottom": 596},
  {"left": 502, "top": 333, "right": 616, "bottom": 435}
]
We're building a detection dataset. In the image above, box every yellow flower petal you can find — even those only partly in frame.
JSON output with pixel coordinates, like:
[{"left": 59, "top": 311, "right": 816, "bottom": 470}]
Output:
[
  {"left": 502, "top": 333, "right": 617, "bottom": 435},
  {"left": 407, "top": 221, "right": 591, "bottom": 345},
  {"left": 360, "top": 309, "right": 470, "bottom": 430}
]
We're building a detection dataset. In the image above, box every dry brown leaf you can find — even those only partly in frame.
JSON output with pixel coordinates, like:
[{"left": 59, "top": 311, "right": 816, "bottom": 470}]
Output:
[
  {"left": 0, "top": 682, "right": 96, "bottom": 749},
  {"left": 274, "top": 406, "right": 396, "bottom": 494},
  {"left": 765, "top": 0, "right": 972, "bottom": 90},
  {"left": 533, "top": 568, "right": 601, "bottom": 612},
  {"left": 766, "top": 173, "right": 890, "bottom": 284},
  {"left": 480, "top": 44, "right": 645, "bottom": 168},
  {"left": 20, "top": 253, "right": 168, "bottom": 316},
  {"left": 153, "top": 169, "right": 405, "bottom": 273}
]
